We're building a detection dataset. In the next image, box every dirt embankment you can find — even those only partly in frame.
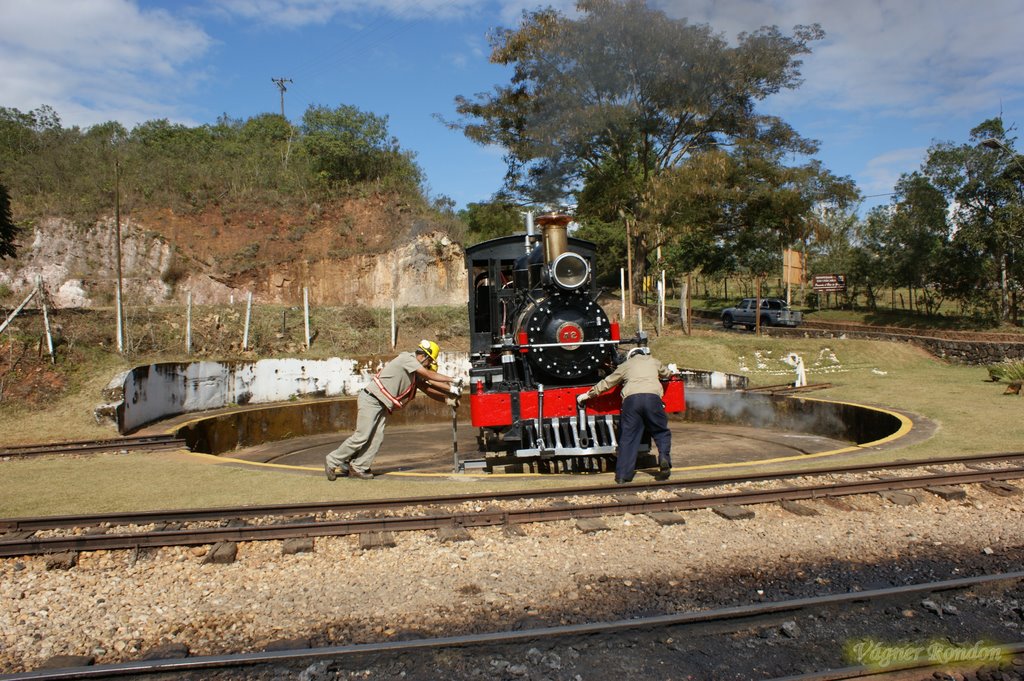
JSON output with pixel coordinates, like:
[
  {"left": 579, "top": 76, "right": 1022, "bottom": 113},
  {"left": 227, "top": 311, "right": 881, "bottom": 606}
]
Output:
[{"left": 0, "top": 194, "right": 466, "bottom": 309}]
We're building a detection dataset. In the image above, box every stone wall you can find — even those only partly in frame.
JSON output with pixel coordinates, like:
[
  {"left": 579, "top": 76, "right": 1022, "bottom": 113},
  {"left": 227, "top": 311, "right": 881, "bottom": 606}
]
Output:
[
  {"left": 765, "top": 326, "right": 1024, "bottom": 365},
  {"left": 689, "top": 309, "right": 1024, "bottom": 366}
]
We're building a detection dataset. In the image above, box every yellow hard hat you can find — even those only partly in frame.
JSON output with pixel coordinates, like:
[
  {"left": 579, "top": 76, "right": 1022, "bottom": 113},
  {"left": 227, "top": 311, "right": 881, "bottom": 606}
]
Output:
[{"left": 417, "top": 339, "right": 440, "bottom": 363}]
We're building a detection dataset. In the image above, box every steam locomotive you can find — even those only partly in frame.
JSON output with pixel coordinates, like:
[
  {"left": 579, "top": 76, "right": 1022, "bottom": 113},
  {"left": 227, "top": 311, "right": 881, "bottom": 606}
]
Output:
[{"left": 464, "top": 213, "right": 685, "bottom": 473}]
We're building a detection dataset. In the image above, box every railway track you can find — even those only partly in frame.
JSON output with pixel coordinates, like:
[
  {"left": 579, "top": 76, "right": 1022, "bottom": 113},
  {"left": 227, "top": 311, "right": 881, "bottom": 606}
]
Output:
[
  {"left": 5, "top": 449, "right": 1023, "bottom": 533},
  {"left": 744, "top": 381, "right": 833, "bottom": 395},
  {"left": 0, "top": 435, "right": 186, "bottom": 458},
  {"left": 2, "top": 452, "right": 1022, "bottom": 558},
  {"left": 3, "top": 571, "right": 1022, "bottom": 680}
]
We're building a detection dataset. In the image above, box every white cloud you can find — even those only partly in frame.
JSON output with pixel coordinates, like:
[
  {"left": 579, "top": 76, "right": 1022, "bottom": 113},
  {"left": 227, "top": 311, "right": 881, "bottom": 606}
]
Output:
[
  {"left": 209, "top": 0, "right": 578, "bottom": 29},
  {"left": 446, "top": 32, "right": 490, "bottom": 70},
  {"left": 656, "top": 0, "right": 1024, "bottom": 122},
  {"left": 861, "top": 147, "right": 926, "bottom": 197},
  {"left": 495, "top": 0, "right": 577, "bottom": 24},
  {"left": 212, "top": 0, "right": 487, "bottom": 26},
  {"left": 0, "top": 0, "right": 212, "bottom": 126}
]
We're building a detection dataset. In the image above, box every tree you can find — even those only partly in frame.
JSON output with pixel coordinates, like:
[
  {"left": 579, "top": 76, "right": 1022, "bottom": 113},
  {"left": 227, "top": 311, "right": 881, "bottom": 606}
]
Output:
[
  {"left": 924, "top": 118, "right": 1024, "bottom": 322},
  {"left": 452, "top": 0, "right": 825, "bottom": 300},
  {"left": 807, "top": 208, "right": 872, "bottom": 309},
  {"left": 0, "top": 181, "right": 18, "bottom": 259},
  {"left": 640, "top": 139, "right": 856, "bottom": 297},
  {"left": 884, "top": 174, "right": 951, "bottom": 314},
  {"left": 458, "top": 201, "right": 526, "bottom": 245},
  {"left": 300, "top": 104, "right": 421, "bottom": 188}
]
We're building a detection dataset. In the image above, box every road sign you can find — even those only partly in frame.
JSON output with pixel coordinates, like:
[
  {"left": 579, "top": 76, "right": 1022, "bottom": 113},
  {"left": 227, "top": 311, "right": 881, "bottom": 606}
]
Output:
[{"left": 812, "top": 274, "right": 846, "bottom": 292}]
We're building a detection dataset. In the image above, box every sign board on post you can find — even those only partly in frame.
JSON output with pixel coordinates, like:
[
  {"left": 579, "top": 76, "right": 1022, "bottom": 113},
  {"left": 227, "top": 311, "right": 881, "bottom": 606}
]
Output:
[
  {"left": 812, "top": 274, "right": 847, "bottom": 292},
  {"left": 783, "top": 249, "right": 804, "bottom": 285}
]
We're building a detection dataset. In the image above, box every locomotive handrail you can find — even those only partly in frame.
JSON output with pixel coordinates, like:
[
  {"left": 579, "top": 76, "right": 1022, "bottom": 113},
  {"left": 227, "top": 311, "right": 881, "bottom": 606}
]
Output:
[{"left": 491, "top": 338, "right": 621, "bottom": 351}]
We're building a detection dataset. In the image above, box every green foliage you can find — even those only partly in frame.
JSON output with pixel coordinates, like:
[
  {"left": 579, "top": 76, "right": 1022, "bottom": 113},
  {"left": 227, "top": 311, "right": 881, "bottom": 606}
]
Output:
[
  {"left": 452, "top": 0, "right": 833, "bottom": 300},
  {"left": 792, "top": 116, "right": 1024, "bottom": 324},
  {"left": 0, "top": 180, "right": 17, "bottom": 258},
  {"left": 854, "top": 174, "right": 951, "bottom": 315},
  {"left": 454, "top": 0, "right": 823, "bottom": 203},
  {"left": 987, "top": 361, "right": 1024, "bottom": 383},
  {"left": 301, "top": 104, "right": 422, "bottom": 188},
  {"left": 573, "top": 218, "right": 625, "bottom": 287},
  {"left": 650, "top": 143, "right": 858, "bottom": 283},
  {"left": 0, "top": 103, "right": 426, "bottom": 221},
  {"left": 922, "top": 118, "right": 1023, "bottom": 321},
  {"left": 457, "top": 201, "right": 526, "bottom": 245}
]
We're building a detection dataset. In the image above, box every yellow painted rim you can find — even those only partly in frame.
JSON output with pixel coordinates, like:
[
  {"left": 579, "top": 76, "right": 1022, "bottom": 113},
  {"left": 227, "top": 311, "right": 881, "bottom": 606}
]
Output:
[{"left": 167, "top": 396, "right": 915, "bottom": 479}]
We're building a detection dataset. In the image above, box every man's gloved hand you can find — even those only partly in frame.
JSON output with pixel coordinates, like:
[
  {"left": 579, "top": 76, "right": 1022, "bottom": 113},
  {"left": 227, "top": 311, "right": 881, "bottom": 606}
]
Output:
[
  {"left": 576, "top": 393, "right": 590, "bottom": 407},
  {"left": 667, "top": 363, "right": 679, "bottom": 374},
  {"left": 446, "top": 395, "right": 460, "bottom": 408},
  {"left": 449, "top": 381, "right": 463, "bottom": 397}
]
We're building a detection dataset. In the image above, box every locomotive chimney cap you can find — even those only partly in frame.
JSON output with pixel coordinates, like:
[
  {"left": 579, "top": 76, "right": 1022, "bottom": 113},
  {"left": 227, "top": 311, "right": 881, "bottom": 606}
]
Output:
[{"left": 535, "top": 213, "right": 573, "bottom": 226}]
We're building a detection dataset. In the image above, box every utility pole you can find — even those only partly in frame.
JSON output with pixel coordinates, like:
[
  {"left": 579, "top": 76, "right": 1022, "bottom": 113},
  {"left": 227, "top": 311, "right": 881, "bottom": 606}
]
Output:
[
  {"left": 114, "top": 160, "right": 124, "bottom": 353},
  {"left": 271, "top": 77, "right": 292, "bottom": 117}
]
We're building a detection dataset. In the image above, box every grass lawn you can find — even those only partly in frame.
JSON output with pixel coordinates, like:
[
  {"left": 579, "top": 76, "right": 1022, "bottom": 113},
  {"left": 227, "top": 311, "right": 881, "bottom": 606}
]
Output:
[
  {"left": 655, "top": 330, "right": 1022, "bottom": 461},
  {"left": 1, "top": 310, "right": 1021, "bottom": 518}
]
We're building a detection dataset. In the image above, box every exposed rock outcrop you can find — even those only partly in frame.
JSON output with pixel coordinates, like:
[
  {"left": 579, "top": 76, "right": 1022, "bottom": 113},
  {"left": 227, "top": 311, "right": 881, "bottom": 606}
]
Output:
[
  {"left": 1, "top": 217, "right": 467, "bottom": 307},
  {"left": 0, "top": 217, "right": 176, "bottom": 307}
]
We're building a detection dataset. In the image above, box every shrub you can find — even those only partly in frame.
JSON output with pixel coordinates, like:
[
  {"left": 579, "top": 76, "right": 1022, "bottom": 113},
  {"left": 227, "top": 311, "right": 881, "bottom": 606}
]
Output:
[{"left": 987, "top": 361, "right": 1024, "bottom": 383}]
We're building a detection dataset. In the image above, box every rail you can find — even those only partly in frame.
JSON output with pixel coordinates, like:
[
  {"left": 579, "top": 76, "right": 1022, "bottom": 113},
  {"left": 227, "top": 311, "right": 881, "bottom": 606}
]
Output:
[
  {"left": 3, "top": 571, "right": 1022, "bottom": 680},
  {"left": 2, "top": 456, "right": 1022, "bottom": 557},
  {"left": 0, "top": 435, "right": 186, "bottom": 458}
]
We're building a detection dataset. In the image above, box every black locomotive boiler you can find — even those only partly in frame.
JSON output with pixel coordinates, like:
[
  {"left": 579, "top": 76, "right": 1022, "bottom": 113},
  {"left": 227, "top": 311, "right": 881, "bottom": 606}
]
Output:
[{"left": 464, "top": 213, "right": 685, "bottom": 472}]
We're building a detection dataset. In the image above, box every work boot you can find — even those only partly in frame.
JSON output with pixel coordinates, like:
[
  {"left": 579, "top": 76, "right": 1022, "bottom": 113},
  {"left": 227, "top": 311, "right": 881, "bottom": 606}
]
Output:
[
  {"left": 348, "top": 467, "right": 374, "bottom": 480},
  {"left": 324, "top": 460, "right": 338, "bottom": 481},
  {"left": 653, "top": 459, "right": 672, "bottom": 481}
]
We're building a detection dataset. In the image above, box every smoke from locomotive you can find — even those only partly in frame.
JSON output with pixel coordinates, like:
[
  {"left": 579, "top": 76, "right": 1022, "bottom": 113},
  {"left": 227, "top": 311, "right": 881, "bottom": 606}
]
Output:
[{"left": 464, "top": 213, "right": 685, "bottom": 472}]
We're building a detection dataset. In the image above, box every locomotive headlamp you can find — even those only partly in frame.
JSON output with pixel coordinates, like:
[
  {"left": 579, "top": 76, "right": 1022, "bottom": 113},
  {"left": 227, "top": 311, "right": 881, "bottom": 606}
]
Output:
[{"left": 550, "top": 252, "right": 590, "bottom": 291}]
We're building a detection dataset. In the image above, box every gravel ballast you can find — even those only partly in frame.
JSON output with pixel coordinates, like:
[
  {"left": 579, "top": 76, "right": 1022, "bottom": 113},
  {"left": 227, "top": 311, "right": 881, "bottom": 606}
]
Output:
[{"left": 2, "top": 484, "right": 1023, "bottom": 676}]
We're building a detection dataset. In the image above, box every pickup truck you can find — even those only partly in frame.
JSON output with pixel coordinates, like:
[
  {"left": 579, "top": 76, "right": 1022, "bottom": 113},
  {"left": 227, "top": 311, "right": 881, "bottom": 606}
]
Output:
[{"left": 721, "top": 298, "right": 802, "bottom": 330}]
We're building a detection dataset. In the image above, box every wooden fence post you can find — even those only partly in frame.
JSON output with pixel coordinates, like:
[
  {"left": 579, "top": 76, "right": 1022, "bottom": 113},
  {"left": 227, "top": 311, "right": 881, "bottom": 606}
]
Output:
[
  {"left": 186, "top": 291, "right": 192, "bottom": 355},
  {"left": 243, "top": 292, "right": 253, "bottom": 350}
]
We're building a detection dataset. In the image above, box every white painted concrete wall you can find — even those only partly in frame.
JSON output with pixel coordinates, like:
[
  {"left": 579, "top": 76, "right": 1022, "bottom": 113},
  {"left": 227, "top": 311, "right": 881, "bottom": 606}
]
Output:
[{"left": 120, "top": 353, "right": 471, "bottom": 433}]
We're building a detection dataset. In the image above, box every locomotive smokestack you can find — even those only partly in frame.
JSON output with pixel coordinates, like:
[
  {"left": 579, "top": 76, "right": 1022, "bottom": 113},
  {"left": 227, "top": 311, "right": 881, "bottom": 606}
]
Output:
[
  {"left": 537, "top": 213, "right": 589, "bottom": 291},
  {"left": 536, "top": 213, "right": 572, "bottom": 264}
]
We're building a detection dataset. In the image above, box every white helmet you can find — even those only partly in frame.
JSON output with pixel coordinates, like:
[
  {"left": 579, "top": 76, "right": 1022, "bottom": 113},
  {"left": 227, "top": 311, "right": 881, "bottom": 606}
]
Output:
[{"left": 627, "top": 347, "right": 650, "bottom": 359}]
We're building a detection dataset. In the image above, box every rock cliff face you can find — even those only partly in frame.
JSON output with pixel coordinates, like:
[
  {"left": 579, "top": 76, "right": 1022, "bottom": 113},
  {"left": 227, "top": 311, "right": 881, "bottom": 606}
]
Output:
[
  {"left": 262, "top": 234, "right": 466, "bottom": 307},
  {"left": 0, "top": 217, "right": 177, "bottom": 307},
  {"left": 0, "top": 216, "right": 467, "bottom": 308}
]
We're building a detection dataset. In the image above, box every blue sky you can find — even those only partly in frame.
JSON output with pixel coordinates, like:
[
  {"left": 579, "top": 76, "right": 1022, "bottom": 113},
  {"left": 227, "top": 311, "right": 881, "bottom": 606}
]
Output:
[{"left": 2, "top": 0, "right": 1023, "bottom": 213}]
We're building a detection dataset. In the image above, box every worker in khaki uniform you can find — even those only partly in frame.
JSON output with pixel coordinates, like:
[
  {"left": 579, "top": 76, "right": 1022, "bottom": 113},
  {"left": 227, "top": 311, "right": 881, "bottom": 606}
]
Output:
[
  {"left": 577, "top": 346, "right": 673, "bottom": 484},
  {"left": 325, "top": 340, "right": 461, "bottom": 480}
]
